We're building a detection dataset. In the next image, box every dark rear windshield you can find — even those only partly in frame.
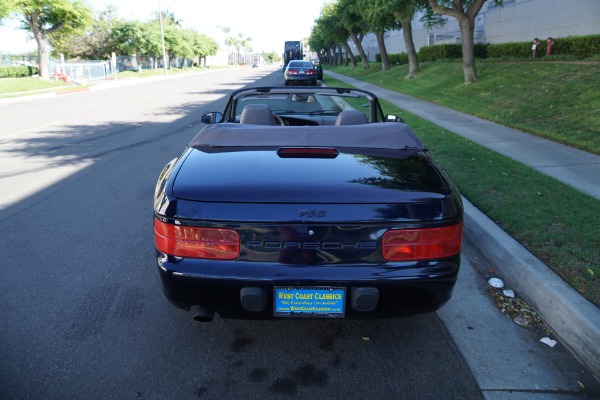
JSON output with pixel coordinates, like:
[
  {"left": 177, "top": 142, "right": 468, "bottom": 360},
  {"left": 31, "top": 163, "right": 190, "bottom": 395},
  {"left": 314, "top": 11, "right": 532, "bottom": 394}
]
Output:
[{"left": 288, "top": 61, "right": 313, "bottom": 68}]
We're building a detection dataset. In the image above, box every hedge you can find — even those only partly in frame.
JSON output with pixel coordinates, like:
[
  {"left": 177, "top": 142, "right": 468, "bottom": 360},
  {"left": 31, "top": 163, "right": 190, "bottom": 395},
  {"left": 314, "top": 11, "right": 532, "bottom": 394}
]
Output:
[
  {"left": 376, "top": 52, "right": 409, "bottom": 64},
  {"left": 0, "top": 66, "right": 39, "bottom": 78},
  {"left": 418, "top": 44, "right": 462, "bottom": 61},
  {"left": 369, "top": 34, "right": 600, "bottom": 63},
  {"left": 488, "top": 34, "right": 600, "bottom": 59},
  {"left": 416, "top": 43, "right": 489, "bottom": 62}
]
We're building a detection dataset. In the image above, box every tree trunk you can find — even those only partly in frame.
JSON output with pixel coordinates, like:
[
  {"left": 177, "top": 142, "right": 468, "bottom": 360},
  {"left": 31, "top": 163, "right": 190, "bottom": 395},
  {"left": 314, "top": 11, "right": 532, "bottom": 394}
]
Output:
[
  {"left": 29, "top": 14, "right": 50, "bottom": 80},
  {"left": 329, "top": 46, "right": 337, "bottom": 65},
  {"left": 459, "top": 17, "right": 477, "bottom": 84},
  {"left": 400, "top": 18, "right": 419, "bottom": 80},
  {"left": 427, "top": 0, "right": 485, "bottom": 84},
  {"left": 349, "top": 31, "right": 369, "bottom": 69},
  {"left": 135, "top": 51, "right": 142, "bottom": 72},
  {"left": 34, "top": 32, "right": 50, "bottom": 80},
  {"left": 375, "top": 31, "right": 390, "bottom": 71},
  {"left": 25, "top": 11, "right": 66, "bottom": 80},
  {"left": 342, "top": 42, "right": 356, "bottom": 67}
]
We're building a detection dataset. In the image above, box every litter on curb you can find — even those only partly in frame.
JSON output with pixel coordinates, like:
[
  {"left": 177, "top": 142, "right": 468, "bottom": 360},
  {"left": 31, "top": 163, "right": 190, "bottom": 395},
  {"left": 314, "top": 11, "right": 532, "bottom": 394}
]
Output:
[
  {"left": 488, "top": 278, "right": 504, "bottom": 288},
  {"left": 540, "top": 337, "right": 557, "bottom": 347}
]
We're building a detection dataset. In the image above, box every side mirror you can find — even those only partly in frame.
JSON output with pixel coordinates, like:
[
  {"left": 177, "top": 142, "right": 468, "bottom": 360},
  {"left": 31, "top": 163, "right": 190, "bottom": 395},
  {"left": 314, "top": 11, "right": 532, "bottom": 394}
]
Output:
[
  {"left": 385, "top": 114, "right": 405, "bottom": 123},
  {"left": 201, "top": 112, "right": 222, "bottom": 124}
]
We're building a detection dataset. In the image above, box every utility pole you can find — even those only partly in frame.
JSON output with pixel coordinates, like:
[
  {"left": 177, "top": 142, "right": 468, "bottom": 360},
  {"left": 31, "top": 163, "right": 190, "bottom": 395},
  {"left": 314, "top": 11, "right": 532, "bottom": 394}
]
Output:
[{"left": 158, "top": 0, "right": 168, "bottom": 76}]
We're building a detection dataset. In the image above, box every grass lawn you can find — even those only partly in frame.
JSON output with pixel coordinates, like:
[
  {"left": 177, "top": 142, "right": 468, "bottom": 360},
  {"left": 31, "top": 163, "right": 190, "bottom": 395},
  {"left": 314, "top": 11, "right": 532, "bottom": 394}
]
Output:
[
  {"left": 325, "top": 72, "right": 599, "bottom": 307},
  {"left": 0, "top": 77, "right": 72, "bottom": 97}
]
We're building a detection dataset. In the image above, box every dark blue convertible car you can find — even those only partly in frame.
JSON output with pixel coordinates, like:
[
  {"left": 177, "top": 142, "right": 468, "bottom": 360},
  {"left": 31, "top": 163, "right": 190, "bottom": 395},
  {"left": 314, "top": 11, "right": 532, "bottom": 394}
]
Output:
[{"left": 154, "top": 87, "right": 463, "bottom": 322}]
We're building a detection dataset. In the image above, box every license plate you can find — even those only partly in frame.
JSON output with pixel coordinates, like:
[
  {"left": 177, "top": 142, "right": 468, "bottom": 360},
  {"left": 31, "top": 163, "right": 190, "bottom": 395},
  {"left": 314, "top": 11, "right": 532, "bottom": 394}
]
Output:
[
  {"left": 299, "top": 70, "right": 305, "bottom": 74},
  {"left": 274, "top": 286, "right": 346, "bottom": 318}
]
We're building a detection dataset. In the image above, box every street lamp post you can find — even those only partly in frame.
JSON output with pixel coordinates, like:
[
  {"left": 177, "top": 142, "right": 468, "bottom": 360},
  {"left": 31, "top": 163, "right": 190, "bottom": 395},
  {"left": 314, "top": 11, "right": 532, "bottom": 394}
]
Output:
[{"left": 158, "top": 0, "right": 168, "bottom": 76}]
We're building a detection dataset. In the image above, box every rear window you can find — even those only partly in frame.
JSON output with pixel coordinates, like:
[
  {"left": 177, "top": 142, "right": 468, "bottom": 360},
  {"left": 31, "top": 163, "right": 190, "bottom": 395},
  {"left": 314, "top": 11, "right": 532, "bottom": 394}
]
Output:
[{"left": 288, "top": 61, "right": 313, "bottom": 68}]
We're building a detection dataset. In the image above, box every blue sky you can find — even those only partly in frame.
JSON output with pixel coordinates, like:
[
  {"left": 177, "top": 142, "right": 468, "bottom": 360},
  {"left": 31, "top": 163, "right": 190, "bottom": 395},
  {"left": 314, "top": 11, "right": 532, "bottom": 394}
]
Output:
[{"left": 1, "top": 0, "right": 328, "bottom": 54}]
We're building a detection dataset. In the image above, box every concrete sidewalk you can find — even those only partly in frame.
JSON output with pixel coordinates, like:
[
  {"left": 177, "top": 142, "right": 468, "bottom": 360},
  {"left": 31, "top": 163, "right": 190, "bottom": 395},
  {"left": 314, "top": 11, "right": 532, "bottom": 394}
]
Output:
[{"left": 325, "top": 71, "right": 600, "bottom": 379}]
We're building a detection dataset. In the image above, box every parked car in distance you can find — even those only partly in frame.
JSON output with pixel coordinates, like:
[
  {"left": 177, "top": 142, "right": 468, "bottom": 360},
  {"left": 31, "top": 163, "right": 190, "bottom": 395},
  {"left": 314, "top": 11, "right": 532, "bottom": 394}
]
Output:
[
  {"left": 155, "top": 86, "right": 464, "bottom": 322},
  {"left": 284, "top": 60, "right": 318, "bottom": 86}
]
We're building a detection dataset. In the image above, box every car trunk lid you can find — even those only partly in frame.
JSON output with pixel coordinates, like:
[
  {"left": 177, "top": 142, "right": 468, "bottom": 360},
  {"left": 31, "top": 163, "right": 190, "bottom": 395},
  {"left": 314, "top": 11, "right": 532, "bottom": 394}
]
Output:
[{"left": 172, "top": 148, "right": 447, "bottom": 204}]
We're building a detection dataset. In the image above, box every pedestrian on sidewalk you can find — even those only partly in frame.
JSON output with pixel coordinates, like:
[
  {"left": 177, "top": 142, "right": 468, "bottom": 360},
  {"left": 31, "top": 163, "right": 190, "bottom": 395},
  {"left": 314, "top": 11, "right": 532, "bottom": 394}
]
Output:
[
  {"left": 532, "top": 38, "right": 540, "bottom": 58},
  {"left": 546, "top": 37, "right": 555, "bottom": 56}
]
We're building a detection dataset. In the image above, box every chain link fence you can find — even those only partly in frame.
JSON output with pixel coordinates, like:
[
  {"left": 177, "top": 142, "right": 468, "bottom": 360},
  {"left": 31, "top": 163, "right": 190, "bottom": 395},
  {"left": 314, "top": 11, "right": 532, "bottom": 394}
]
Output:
[{"left": 49, "top": 58, "right": 116, "bottom": 83}]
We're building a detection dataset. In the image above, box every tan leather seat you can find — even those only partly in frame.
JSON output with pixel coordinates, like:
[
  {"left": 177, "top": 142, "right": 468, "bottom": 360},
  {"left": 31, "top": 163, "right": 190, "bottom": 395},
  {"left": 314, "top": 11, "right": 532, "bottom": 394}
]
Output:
[
  {"left": 335, "top": 110, "right": 369, "bottom": 125},
  {"left": 240, "top": 104, "right": 276, "bottom": 125}
]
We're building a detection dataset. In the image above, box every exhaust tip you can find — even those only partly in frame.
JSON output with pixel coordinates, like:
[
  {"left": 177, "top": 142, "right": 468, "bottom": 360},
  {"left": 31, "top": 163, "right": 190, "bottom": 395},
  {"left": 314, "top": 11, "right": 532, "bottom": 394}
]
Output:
[{"left": 192, "top": 306, "right": 215, "bottom": 322}]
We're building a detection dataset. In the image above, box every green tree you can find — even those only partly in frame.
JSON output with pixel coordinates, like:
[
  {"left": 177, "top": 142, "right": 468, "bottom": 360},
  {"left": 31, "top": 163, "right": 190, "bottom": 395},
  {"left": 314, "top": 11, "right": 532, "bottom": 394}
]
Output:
[
  {"left": 358, "top": 0, "right": 402, "bottom": 71},
  {"left": 13, "top": 0, "right": 91, "bottom": 79},
  {"left": 337, "top": 0, "right": 370, "bottom": 69},
  {"left": 0, "top": 0, "right": 16, "bottom": 22},
  {"left": 163, "top": 24, "right": 190, "bottom": 68},
  {"left": 311, "top": 2, "right": 356, "bottom": 67},
  {"left": 142, "top": 20, "right": 165, "bottom": 70},
  {"left": 262, "top": 51, "right": 280, "bottom": 64},
  {"left": 426, "top": 0, "right": 502, "bottom": 83},
  {"left": 113, "top": 20, "right": 152, "bottom": 71},
  {"left": 190, "top": 31, "right": 218, "bottom": 67},
  {"left": 157, "top": 8, "right": 182, "bottom": 27},
  {"left": 385, "top": 0, "right": 424, "bottom": 79},
  {"left": 308, "top": 19, "right": 332, "bottom": 65},
  {"left": 49, "top": 5, "right": 120, "bottom": 60}
]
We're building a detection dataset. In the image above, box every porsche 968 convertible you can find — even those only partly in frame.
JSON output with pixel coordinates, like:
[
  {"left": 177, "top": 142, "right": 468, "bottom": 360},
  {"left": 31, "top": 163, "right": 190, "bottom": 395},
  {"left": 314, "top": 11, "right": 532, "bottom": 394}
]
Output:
[{"left": 154, "top": 87, "right": 463, "bottom": 322}]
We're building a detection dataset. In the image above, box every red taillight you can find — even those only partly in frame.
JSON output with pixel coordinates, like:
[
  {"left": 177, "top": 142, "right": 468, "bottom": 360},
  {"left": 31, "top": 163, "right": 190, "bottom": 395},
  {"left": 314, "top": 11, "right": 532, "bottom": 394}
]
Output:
[
  {"left": 307, "top": 69, "right": 316, "bottom": 75},
  {"left": 286, "top": 69, "right": 298, "bottom": 75},
  {"left": 154, "top": 219, "right": 240, "bottom": 260},
  {"left": 382, "top": 223, "right": 463, "bottom": 261}
]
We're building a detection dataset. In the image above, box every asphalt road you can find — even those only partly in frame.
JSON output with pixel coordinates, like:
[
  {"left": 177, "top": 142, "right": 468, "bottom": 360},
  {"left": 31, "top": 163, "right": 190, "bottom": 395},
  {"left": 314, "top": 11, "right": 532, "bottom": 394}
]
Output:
[{"left": 0, "top": 67, "right": 596, "bottom": 399}]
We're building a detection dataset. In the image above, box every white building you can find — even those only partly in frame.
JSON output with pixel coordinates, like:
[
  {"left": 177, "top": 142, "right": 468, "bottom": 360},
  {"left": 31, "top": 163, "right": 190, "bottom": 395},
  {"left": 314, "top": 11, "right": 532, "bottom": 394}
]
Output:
[{"left": 355, "top": 0, "right": 600, "bottom": 61}]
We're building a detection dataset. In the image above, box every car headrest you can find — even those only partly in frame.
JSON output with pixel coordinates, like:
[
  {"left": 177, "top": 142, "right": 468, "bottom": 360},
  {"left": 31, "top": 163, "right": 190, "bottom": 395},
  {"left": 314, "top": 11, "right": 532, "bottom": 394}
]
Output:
[
  {"left": 240, "top": 104, "right": 276, "bottom": 125},
  {"left": 335, "top": 110, "right": 369, "bottom": 125}
]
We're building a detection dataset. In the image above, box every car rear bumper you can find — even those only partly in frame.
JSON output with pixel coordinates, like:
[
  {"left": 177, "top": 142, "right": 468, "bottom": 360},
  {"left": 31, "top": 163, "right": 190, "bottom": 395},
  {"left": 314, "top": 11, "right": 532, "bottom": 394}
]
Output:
[
  {"left": 285, "top": 75, "right": 317, "bottom": 84},
  {"left": 156, "top": 253, "right": 460, "bottom": 319}
]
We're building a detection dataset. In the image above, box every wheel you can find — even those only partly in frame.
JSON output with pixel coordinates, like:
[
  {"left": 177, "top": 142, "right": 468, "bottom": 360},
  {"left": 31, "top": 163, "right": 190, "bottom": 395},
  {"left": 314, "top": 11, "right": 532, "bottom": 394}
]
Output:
[{"left": 284, "top": 81, "right": 289, "bottom": 86}]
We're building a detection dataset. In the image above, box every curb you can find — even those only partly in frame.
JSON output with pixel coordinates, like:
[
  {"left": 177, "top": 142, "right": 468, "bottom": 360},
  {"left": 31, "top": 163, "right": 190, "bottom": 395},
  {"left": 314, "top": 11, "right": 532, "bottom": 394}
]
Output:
[{"left": 462, "top": 197, "right": 600, "bottom": 379}]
